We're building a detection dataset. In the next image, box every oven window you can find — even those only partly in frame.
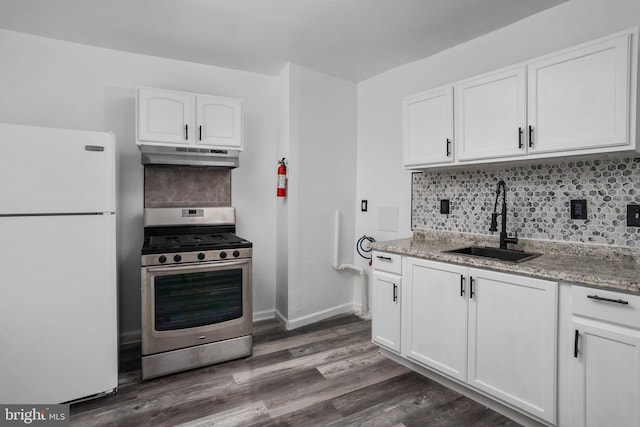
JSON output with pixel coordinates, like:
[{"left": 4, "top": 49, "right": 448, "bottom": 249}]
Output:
[{"left": 154, "top": 269, "right": 243, "bottom": 331}]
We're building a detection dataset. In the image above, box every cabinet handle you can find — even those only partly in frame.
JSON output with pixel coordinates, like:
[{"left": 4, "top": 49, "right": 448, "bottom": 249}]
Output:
[
  {"left": 185, "top": 124, "right": 189, "bottom": 140},
  {"left": 518, "top": 127, "right": 523, "bottom": 149},
  {"left": 469, "top": 276, "right": 475, "bottom": 299},
  {"left": 199, "top": 125, "right": 202, "bottom": 141},
  {"left": 460, "top": 275, "right": 465, "bottom": 297},
  {"left": 393, "top": 284, "right": 398, "bottom": 302},
  {"left": 587, "top": 294, "right": 629, "bottom": 305},
  {"left": 376, "top": 255, "right": 392, "bottom": 261},
  {"left": 528, "top": 125, "right": 534, "bottom": 148},
  {"left": 574, "top": 329, "right": 580, "bottom": 358},
  {"left": 446, "top": 139, "right": 451, "bottom": 157}
]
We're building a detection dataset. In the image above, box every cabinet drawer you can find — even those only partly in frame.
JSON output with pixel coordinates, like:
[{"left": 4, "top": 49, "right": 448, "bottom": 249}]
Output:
[
  {"left": 572, "top": 285, "right": 640, "bottom": 329},
  {"left": 371, "top": 251, "right": 402, "bottom": 274}
]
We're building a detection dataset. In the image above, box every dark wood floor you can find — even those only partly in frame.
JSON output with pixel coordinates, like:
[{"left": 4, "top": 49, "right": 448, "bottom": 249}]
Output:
[{"left": 71, "top": 314, "right": 520, "bottom": 426}]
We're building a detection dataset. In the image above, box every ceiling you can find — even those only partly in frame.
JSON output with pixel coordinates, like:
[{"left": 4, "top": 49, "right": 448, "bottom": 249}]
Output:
[{"left": 0, "top": 0, "right": 566, "bottom": 82}]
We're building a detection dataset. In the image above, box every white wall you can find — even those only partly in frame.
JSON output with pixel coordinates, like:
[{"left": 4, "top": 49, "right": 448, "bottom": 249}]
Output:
[
  {"left": 275, "top": 64, "right": 291, "bottom": 318},
  {"left": 282, "top": 64, "right": 359, "bottom": 328},
  {"left": 356, "top": 0, "right": 640, "bottom": 271},
  {"left": 0, "top": 29, "right": 279, "bottom": 338}
]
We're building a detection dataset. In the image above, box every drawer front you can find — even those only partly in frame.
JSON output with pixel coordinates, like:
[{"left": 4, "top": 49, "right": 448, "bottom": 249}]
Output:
[
  {"left": 572, "top": 285, "right": 640, "bottom": 329},
  {"left": 372, "top": 251, "right": 402, "bottom": 275}
]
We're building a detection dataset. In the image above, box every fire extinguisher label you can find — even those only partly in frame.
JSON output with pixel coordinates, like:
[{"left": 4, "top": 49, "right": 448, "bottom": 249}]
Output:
[{"left": 277, "top": 175, "right": 286, "bottom": 188}]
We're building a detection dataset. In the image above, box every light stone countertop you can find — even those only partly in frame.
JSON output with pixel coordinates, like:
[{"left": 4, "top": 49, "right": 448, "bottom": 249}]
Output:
[{"left": 371, "top": 230, "right": 640, "bottom": 295}]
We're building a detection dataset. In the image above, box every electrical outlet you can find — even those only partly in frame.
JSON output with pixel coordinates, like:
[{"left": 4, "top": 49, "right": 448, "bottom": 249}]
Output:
[
  {"left": 570, "top": 199, "right": 587, "bottom": 220},
  {"left": 627, "top": 204, "right": 640, "bottom": 227},
  {"left": 440, "top": 199, "right": 450, "bottom": 215}
]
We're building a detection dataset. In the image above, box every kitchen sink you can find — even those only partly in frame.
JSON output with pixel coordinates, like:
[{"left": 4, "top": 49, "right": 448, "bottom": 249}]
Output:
[{"left": 444, "top": 246, "right": 541, "bottom": 263}]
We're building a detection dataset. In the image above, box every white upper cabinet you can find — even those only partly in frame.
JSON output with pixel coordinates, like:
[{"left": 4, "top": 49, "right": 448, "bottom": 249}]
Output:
[
  {"left": 138, "top": 89, "right": 194, "bottom": 145},
  {"left": 528, "top": 32, "right": 632, "bottom": 155},
  {"left": 137, "top": 88, "right": 243, "bottom": 151},
  {"left": 403, "top": 28, "right": 638, "bottom": 169},
  {"left": 403, "top": 86, "right": 454, "bottom": 167},
  {"left": 196, "top": 95, "right": 243, "bottom": 149},
  {"left": 456, "top": 66, "right": 527, "bottom": 161}
]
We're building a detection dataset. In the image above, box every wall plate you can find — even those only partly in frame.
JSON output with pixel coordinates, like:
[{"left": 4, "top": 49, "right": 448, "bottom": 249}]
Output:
[
  {"left": 570, "top": 199, "right": 587, "bottom": 220},
  {"left": 440, "top": 199, "right": 450, "bottom": 215},
  {"left": 627, "top": 204, "right": 640, "bottom": 227}
]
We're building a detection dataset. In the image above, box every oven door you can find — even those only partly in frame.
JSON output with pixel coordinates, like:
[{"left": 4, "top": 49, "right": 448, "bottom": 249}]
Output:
[{"left": 141, "top": 258, "right": 252, "bottom": 355}]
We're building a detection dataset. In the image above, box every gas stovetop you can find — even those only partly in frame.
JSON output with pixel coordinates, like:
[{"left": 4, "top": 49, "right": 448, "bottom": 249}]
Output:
[
  {"left": 141, "top": 207, "right": 252, "bottom": 265},
  {"left": 142, "top": 231, "right": 252, "bottom": 255}
]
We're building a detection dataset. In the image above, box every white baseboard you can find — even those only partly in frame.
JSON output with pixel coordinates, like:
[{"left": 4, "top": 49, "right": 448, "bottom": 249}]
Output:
[
  {"left": 274, "top": 309, "right": 288, "bottom": 328},
  {"left": 284, "top": 302, "right": 354, "bottom": 330},
  {"left": 253, "top": 309, "right": 276, "bottom": 322},
  {"left": 118, "top": 305, "right": 354, "bottom": 344}
]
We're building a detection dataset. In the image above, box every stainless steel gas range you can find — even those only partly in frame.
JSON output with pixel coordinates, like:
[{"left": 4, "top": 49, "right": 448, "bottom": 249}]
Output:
[{"left": 140, "top": 207, "right": 253, "bottom": 380}]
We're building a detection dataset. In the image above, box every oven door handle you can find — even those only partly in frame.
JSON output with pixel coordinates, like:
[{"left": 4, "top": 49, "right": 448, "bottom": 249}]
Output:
[{"left": 146, "top": 259, "right": 250, "bottom": 274}]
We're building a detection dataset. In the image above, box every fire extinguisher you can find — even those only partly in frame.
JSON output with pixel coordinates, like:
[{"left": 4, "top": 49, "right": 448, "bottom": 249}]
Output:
[{"left": 277, "top": 158, "right": 287, "bottom": 197}]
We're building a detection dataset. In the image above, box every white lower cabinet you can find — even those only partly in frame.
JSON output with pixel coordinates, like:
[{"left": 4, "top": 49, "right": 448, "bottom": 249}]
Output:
[
  {"left": 467, "top": 268, "right": 557, "bottom": 424},
  {"left": 399, "top": 257, "right": 558, "bottom": 424},
  {"left": 371, "top": 252, "right": 403, "bottom": 353},
  {"left": 568, "top": 286, "right": 640, "bottom": 427},
  {"left": 404, "top": 258, "right": 468, "bottom": 381},
  {"left": 371, "top": 270, "right": 402, "bottom": 353}
]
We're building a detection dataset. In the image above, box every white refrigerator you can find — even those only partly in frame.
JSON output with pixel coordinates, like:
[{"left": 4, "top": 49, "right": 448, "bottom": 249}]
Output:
[{"left": 0, "top": 123, "right": 118, "bottom": 404}]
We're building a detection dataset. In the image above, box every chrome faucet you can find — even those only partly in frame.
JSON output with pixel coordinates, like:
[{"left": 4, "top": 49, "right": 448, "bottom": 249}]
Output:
[{"left": 489, "top": 180, "right": 518, "bottom": 249}]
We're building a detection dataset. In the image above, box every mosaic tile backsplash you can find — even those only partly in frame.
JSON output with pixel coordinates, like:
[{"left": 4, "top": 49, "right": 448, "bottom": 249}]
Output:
[{"left": 412, "top": 157, "right": 640, "bottom": 248}]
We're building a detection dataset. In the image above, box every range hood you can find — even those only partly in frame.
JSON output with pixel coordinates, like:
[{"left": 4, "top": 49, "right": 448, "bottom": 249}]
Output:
[{"left": 140, "top": 145, "right": 239, "bottom": 168}]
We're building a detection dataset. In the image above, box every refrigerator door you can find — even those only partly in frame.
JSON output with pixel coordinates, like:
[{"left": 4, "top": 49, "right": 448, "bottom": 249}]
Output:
[
  {"left": 0, "top": 215, "right": 118, "bottom": 404},
  {"left": 0, "top": 123, "right": 116, "bottom": 215}
]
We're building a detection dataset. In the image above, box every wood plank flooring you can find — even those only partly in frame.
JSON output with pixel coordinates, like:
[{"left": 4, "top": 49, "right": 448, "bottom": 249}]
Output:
[{"left": 71, "top": 314, "right": 521, "bottom": 427}]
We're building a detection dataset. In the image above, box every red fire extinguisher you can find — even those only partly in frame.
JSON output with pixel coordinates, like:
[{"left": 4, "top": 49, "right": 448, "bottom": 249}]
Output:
[{"left": 277, "top": 158, "right": 287, "bottom": 197}]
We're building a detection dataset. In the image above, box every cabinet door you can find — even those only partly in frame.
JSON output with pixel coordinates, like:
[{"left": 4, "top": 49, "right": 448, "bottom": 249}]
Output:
[
  {"left": 196, "top": 96, "right": 243, "bottom": 150},
  {"left": 138, "top": 89, "right": 194, "bottom": 144},
  {"left": 403, "top": 86, "right": 454, "bottom": 167},
  {"left": 467, "top": 268, "right": 557, "bottom": 424},
  {"left": 572, "top": 318, "right": 640, "bottom": 427},
  {"left": 403, "top": 258, "right": 468, "bottom": 382},
  {"left": 527, "top": 33, "right": 631, "bottom": 154},
  {"left": 371, "top": 271, "right": 401, "bottom": 353},
  {"left": 456, "top": 66, "right": 527, "bottom": 160}
]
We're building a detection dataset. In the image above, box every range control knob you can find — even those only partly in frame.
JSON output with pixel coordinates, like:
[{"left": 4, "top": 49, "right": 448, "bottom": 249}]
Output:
[
  {"left": 158, "top": 255, "right": 167, "bottom": 264},
  {"left": 174, "top": 254, "right": 182, "bottom": 262},
  {"left": 220, "top": 251, "right": 228, "bottom": 259},
  {"left": 233, "top": 250, "right": 240, "bottom": 258},
  {"left": 197, "top": 253, "right": 205, "bottom": 261}
]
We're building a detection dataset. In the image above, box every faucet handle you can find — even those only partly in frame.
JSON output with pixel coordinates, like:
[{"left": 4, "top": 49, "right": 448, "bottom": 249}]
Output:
[{"left": 489, "top": 213, "right": 498, "bottom": 232}]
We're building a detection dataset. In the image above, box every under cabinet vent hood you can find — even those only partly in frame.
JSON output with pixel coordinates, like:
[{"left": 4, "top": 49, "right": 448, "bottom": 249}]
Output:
[{"left": 139, "top": 145, "right": 239, "bottom": 169}]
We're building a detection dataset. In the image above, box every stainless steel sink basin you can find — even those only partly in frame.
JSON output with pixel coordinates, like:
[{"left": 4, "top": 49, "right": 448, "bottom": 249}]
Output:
[{"left": 444, "top": 246, "right": 541, "bottom": 263}]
